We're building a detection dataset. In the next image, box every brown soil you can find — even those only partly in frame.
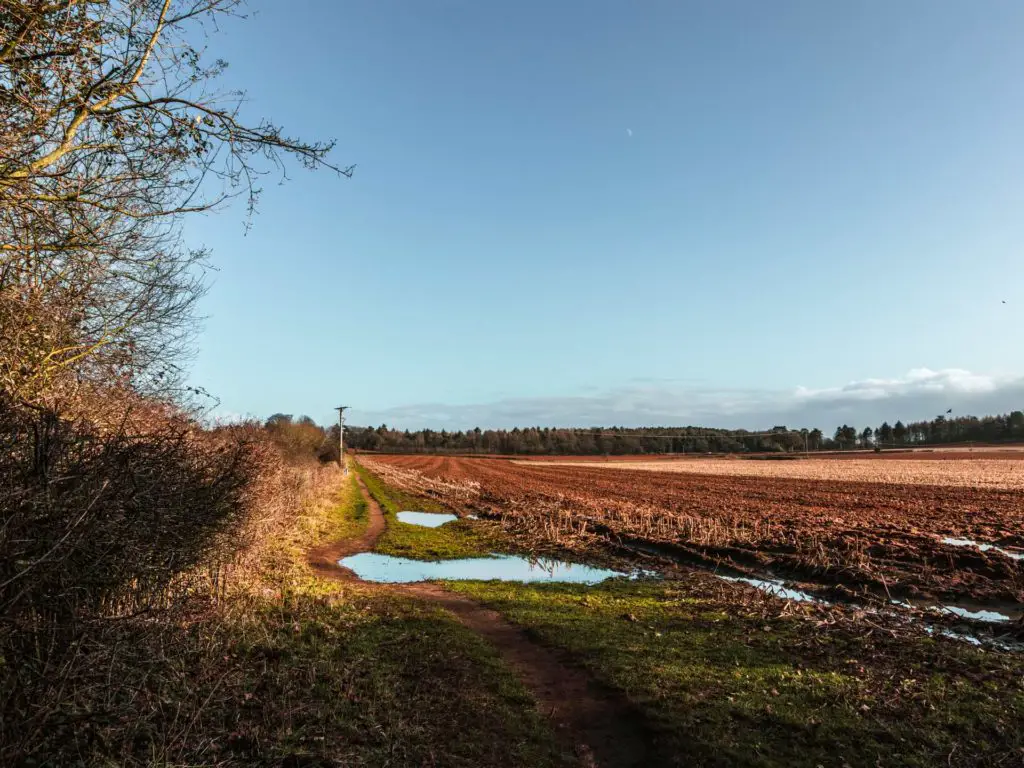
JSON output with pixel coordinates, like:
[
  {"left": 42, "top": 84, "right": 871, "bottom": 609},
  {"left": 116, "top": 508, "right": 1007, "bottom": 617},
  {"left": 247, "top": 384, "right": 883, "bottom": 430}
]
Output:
[
  {"left": 372, "top": 445, "right": 1024, "bottom": 464},
  {"left": 363, "top": 455, "right": 1024, "bottom": 605},
  {"left": 308, "top": 473, "right": 654, "bottom": 768}
]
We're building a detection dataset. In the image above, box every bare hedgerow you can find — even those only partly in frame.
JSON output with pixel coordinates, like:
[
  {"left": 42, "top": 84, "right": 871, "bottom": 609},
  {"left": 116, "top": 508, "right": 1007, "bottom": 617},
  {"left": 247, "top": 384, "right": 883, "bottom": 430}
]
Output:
[
  {"left": 0, "top": 0, "right": 351, "bottom": 408},
  {"left": 0, "top": 393, "right": 341, "bottom": 762},
  {"left": 1, "top": 3, "right": 348, "bottom": 760}
]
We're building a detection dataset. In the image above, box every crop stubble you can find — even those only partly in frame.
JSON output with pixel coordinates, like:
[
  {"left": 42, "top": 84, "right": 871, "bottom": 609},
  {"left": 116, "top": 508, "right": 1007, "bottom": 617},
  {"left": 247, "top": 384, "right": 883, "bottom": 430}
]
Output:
[
  {"left": 358, "top": 455, "right": 1024, "bottom": 605},
  {"left": 529, "top": 455, "right": 1024, "bottom": 489}
]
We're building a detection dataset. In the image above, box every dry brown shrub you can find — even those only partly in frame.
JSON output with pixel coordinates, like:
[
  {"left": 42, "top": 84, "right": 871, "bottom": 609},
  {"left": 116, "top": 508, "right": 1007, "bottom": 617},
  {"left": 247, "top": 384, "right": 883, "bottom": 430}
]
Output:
[{"left": 0, "top": 390, "right": 339, "bottom": 762}]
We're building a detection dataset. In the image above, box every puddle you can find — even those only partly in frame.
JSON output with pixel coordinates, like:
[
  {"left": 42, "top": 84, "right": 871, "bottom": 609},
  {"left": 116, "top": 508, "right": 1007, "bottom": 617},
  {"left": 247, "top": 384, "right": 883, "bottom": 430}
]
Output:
[
  {"left": 718, "top": 575, "right": 818, "bottom": 603},
  {"left": 718, "top": 573, "right": 1021, "bottom": 649},
  {"left": 339, "top": 552, "right": 639, "bottom": 584},
  {"left": 927, "top": 626, "right": 983, "bottom": 646},
  {"left": 340, "top": 552, "right": 636, "bottom": 584},
  {"left": 625, "top": 538, "right": 1021, "bottom": 628},
  {"left": 720, "top": 573, "right": 1017, "bottom": 624},
  {"left": 927, "top": 626, "right": 1024, "bottom": 652},
  {"left": 396, "top": 511, "right": 458, "bottom": 528},
  {"left": 893, "top": 598, "right": 1015, "bottom": 623},
  {"left": 941, "top": 537, "right": 1024, "bottom": 561},
  {"left": 934, "top": 605, "right": 1014, "bottom": 623}
]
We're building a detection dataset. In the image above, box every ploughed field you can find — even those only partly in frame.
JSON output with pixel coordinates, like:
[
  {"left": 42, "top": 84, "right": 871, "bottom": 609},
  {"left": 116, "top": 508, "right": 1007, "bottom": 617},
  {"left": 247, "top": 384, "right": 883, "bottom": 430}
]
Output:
[
  {"left": 529, "top": 454, "right": 1024, "bottom": 489},
  {"left": 358, "top": 454, "right": 1024, "bottom": 607}
]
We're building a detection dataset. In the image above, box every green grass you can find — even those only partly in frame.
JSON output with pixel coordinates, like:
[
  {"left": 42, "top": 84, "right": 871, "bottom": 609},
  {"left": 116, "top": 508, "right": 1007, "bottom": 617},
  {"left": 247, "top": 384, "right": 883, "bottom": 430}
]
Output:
[
  {"left": 354, "top": 459, "right": 501, "bottom": 561},
  {"left": 179, "top": 590, "right": 574, "bottom": 768},
  {"left": 376, "top": 517, "right": 500, "bottom": 561},
  {"left": 18, "top": 467, "right": 575, "bottom": 767},
  {"left": 256, "top": 467, "right": 370, "bottom": 594},
  {"left": 209, "top": 468, "right": 572, "bottom": 767},
  {"left": 447, "top": 577, "right": 1024, "bottom": 768}
]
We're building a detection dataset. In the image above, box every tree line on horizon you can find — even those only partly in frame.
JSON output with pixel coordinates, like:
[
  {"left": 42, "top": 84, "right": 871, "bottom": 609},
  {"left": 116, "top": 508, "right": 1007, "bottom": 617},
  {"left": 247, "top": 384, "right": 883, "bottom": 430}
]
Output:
[{"left": 319, "top": 409, "right": 1024, "bottom": 456}]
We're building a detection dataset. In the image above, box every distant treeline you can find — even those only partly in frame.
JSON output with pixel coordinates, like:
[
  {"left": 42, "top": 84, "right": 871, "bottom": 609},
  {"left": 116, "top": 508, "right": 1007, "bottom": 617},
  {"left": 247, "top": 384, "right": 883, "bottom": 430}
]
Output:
[{"left": 336, "top": 410, "right": 1024, "bottom": 456}]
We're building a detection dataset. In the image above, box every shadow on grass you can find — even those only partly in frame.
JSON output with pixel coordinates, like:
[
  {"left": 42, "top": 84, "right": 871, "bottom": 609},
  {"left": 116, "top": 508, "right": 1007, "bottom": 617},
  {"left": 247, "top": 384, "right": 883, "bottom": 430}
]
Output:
[
  {"left": 0, "top": 410, "right": 571, "bottom": 766},
  {"left": 447, "top": 577, "right": 1024, "bottom": 768},
  {"left": 5, "top": 588, "right": 575, "bottom": 767}
]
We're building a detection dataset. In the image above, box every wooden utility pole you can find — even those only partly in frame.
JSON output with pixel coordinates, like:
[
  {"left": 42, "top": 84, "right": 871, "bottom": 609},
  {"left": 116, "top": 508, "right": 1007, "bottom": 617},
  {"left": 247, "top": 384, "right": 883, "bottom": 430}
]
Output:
[{"left": 335, "top": 406, "right": 349, "bottom": 473}]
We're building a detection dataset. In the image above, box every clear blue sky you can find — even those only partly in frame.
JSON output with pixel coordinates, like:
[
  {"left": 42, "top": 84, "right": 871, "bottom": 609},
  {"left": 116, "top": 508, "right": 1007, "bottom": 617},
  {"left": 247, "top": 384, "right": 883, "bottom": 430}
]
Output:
[{"left": 186, "top": 0, "right": 1024, "bottom": 430}]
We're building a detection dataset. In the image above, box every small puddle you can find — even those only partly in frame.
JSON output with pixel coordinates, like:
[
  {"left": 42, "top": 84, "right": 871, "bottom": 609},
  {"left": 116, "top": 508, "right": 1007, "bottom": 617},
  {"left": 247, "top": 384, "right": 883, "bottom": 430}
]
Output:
[
  {"left": 625, "top": 538, "right": 1021, "bottom": 628},
  {"left": 396, "top": 511, "right": 458, "bottom": 528},
  {"left": 718, "top": 575, "right": 818, "bottom": 603},
  {"left": 721, "top": 573, "right": 1017, "bottom": 624},
  {"left": 941, "top": 537, "right": 1024, "bottom": 561},
  {"left": 340, "top": 552, "right": 640, "bottom": 584},
  {"left": 719, "top": 574, "right": 1021, "bottom": 649},
  {"left": 892, "top": 598, "right": 1017, "bottom": 623},
  {"left": 933, "top": 604, "right": 1014, "bottom": 623}
]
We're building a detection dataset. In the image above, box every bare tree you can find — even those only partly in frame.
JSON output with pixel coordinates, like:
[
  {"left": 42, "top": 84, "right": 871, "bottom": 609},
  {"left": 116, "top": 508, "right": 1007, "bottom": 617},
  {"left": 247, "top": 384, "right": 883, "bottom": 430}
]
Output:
[{"left": 0, "top": 0, "right": 351, "bottom": 407}]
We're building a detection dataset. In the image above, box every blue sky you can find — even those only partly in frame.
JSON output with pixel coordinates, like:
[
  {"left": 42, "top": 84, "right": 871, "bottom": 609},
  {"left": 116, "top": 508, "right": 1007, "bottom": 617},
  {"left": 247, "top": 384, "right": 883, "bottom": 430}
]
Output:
[{"left": 186, "top": 1, "right": 1024, "bottom": 430}]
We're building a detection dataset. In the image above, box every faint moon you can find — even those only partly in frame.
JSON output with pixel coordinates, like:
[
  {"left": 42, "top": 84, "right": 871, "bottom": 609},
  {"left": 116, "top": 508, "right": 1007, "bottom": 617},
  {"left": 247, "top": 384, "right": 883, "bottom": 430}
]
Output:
[{"left": 626, "top": 128, "right": 633, "bottom": 137}]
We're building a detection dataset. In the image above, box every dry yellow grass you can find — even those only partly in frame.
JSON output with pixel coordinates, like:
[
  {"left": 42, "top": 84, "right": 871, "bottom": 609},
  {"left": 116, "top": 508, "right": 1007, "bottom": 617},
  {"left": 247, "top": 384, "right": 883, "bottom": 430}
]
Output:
[{"left": 528, "top": 457, "right": 1024, "bottom": 489}]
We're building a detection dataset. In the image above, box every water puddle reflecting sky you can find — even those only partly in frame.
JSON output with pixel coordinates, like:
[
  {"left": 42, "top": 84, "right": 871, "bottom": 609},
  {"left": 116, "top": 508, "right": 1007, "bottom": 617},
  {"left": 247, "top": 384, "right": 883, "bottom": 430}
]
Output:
[
  {"left": 941, "top": 537, "right": 1024, "bottom": 561},
  {"left": 718, "top": 575, "right": 818, "bottom": 603},
  {"left": 719, "top": 574, "right": 1016, "bottom": 623},
  {"left": 396, "top": 511, "right": 458, "bottom": 528},
  {"left": 935, "top": 604, "right": 1014, "bottom": 623},
  {"left": 339, "top": 552, "right": 642, "bottom": 584}
]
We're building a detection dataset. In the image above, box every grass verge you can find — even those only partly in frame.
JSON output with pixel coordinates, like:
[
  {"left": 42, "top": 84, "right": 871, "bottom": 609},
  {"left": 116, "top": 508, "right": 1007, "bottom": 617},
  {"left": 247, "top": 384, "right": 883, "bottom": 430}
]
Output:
[
  {"left": 14, "top": 466, "right": 573, "bottom": 767},
  {"left": 354, "top": 459, "right": 501, "bottom": 561},
  {"left": 447, "top": 576, "right": 1024, "bottom": 768}
]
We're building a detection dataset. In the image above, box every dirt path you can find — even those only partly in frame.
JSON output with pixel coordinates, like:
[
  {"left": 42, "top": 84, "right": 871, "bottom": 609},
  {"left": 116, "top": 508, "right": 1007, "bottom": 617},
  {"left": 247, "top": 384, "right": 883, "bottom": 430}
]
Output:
[
  {"left": 403, "top": 580, "right": 652, "bottom": 768},
  {"left": 309, "top": 473, "right": 654, "bottom": 768},
  {"left": 306, "top": 474, "right": 386, "bottom": 579}
]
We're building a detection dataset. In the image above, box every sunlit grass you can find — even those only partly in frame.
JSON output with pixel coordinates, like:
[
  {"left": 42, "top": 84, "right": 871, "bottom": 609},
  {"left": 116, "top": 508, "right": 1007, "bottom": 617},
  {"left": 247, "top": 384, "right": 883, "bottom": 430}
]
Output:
[
  {"left": 354, "top": 459, "right": 502, "bottom": 560},
  {"left": 16, "top": 463, "right": 572, "bottom": 766}
]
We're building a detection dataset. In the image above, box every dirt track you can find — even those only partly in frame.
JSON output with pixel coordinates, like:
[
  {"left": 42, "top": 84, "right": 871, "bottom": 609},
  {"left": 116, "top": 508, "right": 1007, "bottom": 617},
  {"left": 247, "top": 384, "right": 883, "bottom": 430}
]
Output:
[
  {"left": 309, "top": 474, "right": 653, "bottom": 768},
  {"left": 306, "top": 474, "right": 387, "bottom": 579}
]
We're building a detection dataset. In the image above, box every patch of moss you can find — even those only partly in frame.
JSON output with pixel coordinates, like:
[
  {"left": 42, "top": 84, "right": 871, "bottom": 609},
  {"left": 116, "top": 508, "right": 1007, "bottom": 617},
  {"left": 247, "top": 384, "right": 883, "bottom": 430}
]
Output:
[{"left": 376, "top": 518, "right": 500, "bottom": 561}]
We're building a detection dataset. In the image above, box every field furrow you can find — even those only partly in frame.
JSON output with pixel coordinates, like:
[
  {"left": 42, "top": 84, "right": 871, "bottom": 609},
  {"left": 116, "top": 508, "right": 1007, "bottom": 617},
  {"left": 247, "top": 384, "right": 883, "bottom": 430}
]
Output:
[{"left": 359, "top": 454, "right": 1024, "bottom": 605}]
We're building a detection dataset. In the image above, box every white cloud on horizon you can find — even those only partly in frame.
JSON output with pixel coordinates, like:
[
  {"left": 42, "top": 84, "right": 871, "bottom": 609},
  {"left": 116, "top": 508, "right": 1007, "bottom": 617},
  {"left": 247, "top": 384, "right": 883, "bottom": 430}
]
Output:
[
  {"left": 348, "top": 369, "right": 1024, "bottom": 432},
  {"left": 794, "top": 368, "right": 1001, "bottom": 401}
]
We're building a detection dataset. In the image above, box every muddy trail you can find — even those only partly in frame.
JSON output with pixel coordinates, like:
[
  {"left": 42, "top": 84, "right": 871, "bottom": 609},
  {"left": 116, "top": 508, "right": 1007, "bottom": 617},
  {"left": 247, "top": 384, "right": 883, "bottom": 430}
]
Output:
[
  {"left": 308, "top": 474, "right": 654, "bottom": 768},
  {"left": 306, "top": 475, "right": 387, "bottom": 578}
]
